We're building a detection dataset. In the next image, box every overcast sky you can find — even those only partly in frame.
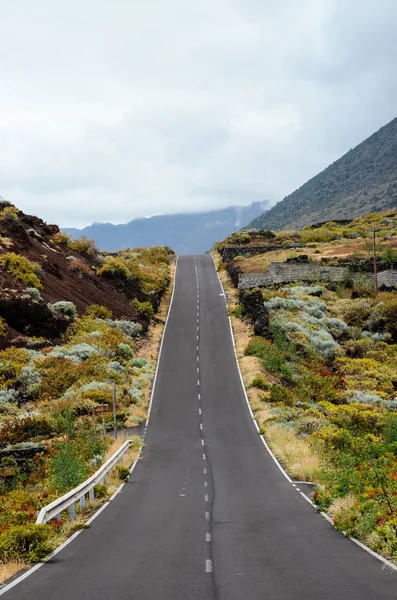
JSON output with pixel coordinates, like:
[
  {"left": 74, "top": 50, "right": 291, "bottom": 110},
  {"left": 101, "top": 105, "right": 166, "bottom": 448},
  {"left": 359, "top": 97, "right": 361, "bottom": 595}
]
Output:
[{"left": 0, "top": 0, "right": 396, "bottom": 227}]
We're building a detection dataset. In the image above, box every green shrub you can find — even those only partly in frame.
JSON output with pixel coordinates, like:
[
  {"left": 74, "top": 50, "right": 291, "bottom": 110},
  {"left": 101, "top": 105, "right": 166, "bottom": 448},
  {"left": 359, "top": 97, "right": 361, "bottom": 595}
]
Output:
[
  {"left": 130, "top": 298, "right": 155, "bottom": 320},
  {"left": 269, "top": 384, "right": 294, "bottom": 405},
  {"left": 374, "top": 293, "right": 397, "bottom": 342},
  {"left": 94, "top": 483, "right": 109, "bottom": 498},
  {"left": 383, "top": 414, "right": 397, "bottom": 445},
  {"left": 48, "top": 441, "right": 89, "bottom": 493},
  {"left": 0, "top": 347, "right": 31, "bottom": 389},
  {"left": 0, "top": 317, "right": 7, "bottom": 337},
  {"left": 251, "top": 375, "right": 269, "bottom": 391},
  {"left": 0, "top": 205, "right": 19, "bottom": 225},
  {"left": 244, "top": 337, "right": 293, "bottom": 380},
  {"left": 132, "top": 358, "right": 147, "bottom": 368},
  {"left": 381, "top": 247, "right": 397, "bottom": 262},
  {"left": 52, "top": 231, "right": 72, "bottom": 245},
  {"left": 0, "top": 524, "right": 53, "bottom": 563},
  {"left": 0, "top": 253, "right": 42, "bottom": 289},
  {"left": 68, "top": 236, "right": 98, "bottom": 259},
  {"left": 84, "top": 304, "right": 112, "bottom": 319},
  {"left": 116, "top": 464, "right": 130, "bottom": 482},
  {"left": 98, "top": 257, "right": 130, "bottom": 279}
]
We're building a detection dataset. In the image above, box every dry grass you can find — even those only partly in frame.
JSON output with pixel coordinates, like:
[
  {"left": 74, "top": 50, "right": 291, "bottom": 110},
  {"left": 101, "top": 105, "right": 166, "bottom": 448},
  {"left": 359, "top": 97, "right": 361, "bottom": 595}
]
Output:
[
  {"left": 104, "top": 432, "right": 142, "bottom": 463},
  {"left": 250, "top": 394, "right": 272, "bottom": 426},
  {"left": 264, "top": 423, "right": 321, "bottom": 482},
  {"left": 328, "top": 493, "right": 356, "bottom": 520},
  {"left": 0, "top": 562, "right": 28, "bottom": 584}
]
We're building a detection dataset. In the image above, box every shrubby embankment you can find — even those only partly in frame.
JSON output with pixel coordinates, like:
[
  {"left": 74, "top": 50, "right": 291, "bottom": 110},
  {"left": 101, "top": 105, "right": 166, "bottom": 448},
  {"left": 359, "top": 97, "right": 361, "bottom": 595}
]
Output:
[
  {"left": 0, "top": 200, "right": 174, "bottom": 574},
  {"left": 215, "top": 209, "right": 397, "bottom": 563}
]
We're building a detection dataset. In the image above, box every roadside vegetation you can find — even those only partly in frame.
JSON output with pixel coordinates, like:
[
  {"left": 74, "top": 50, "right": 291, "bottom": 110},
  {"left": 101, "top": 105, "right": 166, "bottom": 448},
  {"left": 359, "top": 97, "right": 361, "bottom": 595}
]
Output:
[
  {"left": 215, "top": 209, "right": 397, "bottom": 564},
  {"left": 0, "top": 201, "right": 175, "bottom": 579},
  {"left": 219, "top": 209, "right": 397, "bottom": 271}
]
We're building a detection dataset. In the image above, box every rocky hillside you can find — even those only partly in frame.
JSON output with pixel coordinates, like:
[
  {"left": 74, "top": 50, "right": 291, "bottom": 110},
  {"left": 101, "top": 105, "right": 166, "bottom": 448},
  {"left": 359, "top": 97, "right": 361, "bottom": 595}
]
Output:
[
  {"left": 0, "top": 200, "right": 174, "bottom": 572},
  {"left": 63, "top": 201, "right": 267, "bottom": 254},
  {"left": 0, "top": 200, "right": 173, "bottom": 349},
  {"left": 248, "top": 117, "right": 397, "bottom": 231}
]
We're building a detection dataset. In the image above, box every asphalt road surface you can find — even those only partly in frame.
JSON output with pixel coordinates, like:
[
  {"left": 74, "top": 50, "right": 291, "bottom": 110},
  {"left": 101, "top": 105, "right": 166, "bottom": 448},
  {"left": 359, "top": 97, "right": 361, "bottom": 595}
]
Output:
[{"left": 2, "top": 255, "right": 395, "bottom": 599}]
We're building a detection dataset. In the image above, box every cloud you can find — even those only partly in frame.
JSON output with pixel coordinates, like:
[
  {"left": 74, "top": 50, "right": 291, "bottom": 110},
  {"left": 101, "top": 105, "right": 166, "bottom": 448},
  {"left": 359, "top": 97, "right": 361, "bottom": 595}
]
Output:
[{"left": 0, "top": 0, "right": 395, "bottom": 227}]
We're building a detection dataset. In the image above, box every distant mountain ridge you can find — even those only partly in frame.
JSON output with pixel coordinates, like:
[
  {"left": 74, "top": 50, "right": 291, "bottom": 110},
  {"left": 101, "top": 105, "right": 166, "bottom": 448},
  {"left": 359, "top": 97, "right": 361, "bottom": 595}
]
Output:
[
  {"left": 248, "top": 117, "right": 397, "bottom": 231},
  {"left": 63, "top": 202, "right": 267, "bottom": 254}
]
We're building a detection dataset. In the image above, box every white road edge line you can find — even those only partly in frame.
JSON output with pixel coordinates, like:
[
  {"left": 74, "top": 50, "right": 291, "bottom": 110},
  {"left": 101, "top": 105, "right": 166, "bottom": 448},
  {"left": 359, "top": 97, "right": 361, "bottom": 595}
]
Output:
[
  {"left": 0, "top": 258, "right": 181, "bottom": 596},
  {"left": 210, "top": 254, "right": 397, "bottom": 574}
]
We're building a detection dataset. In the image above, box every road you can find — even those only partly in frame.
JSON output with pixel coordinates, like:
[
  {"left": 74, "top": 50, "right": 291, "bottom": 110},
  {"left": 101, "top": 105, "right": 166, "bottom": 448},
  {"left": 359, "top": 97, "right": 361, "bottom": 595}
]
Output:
[{"left": 2, "top": 255, "right": 395, "bottom": 599}]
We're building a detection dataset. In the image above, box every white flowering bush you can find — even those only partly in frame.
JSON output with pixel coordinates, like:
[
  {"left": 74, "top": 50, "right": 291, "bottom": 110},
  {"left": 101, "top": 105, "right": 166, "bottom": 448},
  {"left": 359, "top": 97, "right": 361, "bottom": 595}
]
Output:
[
  {"left": 26, "top": 287, "right": 42, "bottom": 301},
  {"left": 362, "top": 331, "right": 388, "bottom": 342},
  {"left": 103, "top": 319, "right": 142, "bottom": 338},
  {"left": 17, "top": 365, "right": 42, "bottom": 398},
  {"left": 286, "top": 285, "right": 324, "bottom": 295},
  {"left": 48, "top": 343, "right": 99, "bottom": 363},
  {"left": 348, "top": 390, "right": 384, "bottom": 405},
  {"left": 128, "top": 389, "right": 142, "bottom": 403},
  {"left": 268, "top": 286, "right": 342, "bottom": 358},
  {"left": 0, "top": 389, "right": 19, "bottom": 405},
  {"left": 48, "top": 301, "right": 78, "bottom": 320}
]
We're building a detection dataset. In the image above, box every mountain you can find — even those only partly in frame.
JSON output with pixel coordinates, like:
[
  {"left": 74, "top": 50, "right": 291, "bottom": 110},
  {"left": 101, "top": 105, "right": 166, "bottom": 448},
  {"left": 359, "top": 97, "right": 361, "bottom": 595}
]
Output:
[
  {"left": 248, "top": 117, "right": 397, "bottom": 231},
  {"left": 63, "top": 202, "right": 267, "bottom": 254}
]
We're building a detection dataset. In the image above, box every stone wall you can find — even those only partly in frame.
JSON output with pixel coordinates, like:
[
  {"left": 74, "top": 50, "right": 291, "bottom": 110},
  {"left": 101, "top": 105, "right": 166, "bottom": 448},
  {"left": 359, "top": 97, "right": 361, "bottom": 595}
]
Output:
[
  {"left": 238, "top": 289, "right": 269, "bottom": 337},
  {"left": 221, "top": 243, "right": 306, "bottom": 262},
  {"left": 239, "top": 263, "right": 397, "bottom": 290}
]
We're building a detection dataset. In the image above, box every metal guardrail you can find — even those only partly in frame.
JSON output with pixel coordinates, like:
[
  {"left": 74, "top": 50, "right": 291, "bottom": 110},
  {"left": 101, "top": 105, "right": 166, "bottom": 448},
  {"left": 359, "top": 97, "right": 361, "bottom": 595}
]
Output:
[{"left": 36, "top": 440, "right": 132, "bottom": 524}]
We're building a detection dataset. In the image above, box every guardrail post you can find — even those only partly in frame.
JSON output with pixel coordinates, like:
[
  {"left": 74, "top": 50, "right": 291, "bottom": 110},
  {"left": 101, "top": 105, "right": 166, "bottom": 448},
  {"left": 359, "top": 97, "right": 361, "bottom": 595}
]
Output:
[
  {"left": 56, "top": 513, "right": 61, "bottom": 521},
  {"left": 80, "top": 494, "right": 86, "bottom": 510},
  {"left": 89, "top": 488, "right": 95, "bottom": 502},
  {"left": 103, "top": 475, "right": 107, "bottom": 485},
  {"left": 69, "top": 503, "right": 75, "bottom": 521}
]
